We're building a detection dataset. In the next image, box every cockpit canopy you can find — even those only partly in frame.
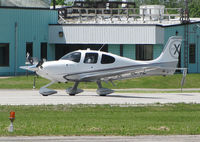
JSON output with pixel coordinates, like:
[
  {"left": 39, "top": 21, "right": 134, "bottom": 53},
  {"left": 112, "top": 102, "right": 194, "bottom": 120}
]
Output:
[{"left": 60, "top": 51, "right": 115, "bottom": 64}]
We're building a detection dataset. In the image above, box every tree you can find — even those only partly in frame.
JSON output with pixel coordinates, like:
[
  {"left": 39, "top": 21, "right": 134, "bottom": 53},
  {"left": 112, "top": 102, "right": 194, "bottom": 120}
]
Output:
[
  {"left": 188, "top": 0, "right": 200, "bottom": 18},
  {"left": 51, "top": 0, "right": 65, "bottom": 5}
]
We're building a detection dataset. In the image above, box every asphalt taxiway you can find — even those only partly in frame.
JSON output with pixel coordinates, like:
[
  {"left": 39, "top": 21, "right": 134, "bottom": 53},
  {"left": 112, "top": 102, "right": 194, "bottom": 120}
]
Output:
[
  {"left": 0, "top": 89, "right": 200, "bottom": 105},
  {"left": 1, "top": 135, "right": 200, "bottom": 142}
]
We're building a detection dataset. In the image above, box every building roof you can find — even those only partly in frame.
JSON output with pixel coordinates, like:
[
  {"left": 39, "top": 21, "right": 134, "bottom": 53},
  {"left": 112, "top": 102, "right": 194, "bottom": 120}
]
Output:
[
  {"left": 0, "top": 0, "right": 50, "bottom": 8},
  {"left": 59, "top": 17, "right": 200, "bottom": 27}
]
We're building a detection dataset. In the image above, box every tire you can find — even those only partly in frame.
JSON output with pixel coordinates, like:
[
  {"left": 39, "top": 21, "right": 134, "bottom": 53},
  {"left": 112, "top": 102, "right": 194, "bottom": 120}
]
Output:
[
  {"left": 69, "top": 94, "right": 76, "bottom": 96},
  {"left": 99, "top": 94, "right": 107, "bottom": 96}
]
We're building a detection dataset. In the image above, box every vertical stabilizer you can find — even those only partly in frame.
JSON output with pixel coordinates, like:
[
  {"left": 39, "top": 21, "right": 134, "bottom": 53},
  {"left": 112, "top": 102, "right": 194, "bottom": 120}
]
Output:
[{"left": 155, "top": 36, "right": 182, "bottom": 64}]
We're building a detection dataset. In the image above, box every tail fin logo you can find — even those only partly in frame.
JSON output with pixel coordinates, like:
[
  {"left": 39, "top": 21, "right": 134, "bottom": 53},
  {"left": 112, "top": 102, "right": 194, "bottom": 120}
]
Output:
[{"left": 169, "top": 42, "right": 181, "bottom": 59}]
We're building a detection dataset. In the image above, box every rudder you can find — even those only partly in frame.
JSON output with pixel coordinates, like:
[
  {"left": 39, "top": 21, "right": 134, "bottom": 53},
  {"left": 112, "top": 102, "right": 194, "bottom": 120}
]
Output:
[{"left": 155, "top": 36, "right": 182, "bottom": 63}]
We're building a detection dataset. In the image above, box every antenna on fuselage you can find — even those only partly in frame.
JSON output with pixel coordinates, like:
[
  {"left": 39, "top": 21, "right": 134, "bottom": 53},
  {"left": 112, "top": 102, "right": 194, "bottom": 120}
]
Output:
[{"left": 98, "top": 44, "right": 105, "bottom": 51}]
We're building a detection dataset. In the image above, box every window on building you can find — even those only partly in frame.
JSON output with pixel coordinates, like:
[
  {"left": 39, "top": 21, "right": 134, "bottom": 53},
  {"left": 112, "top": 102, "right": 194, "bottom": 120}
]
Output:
[
  {"left": 120, "top": 44, "right": 123, "bottom": 56},
  {"left": 41, "top": 43, "right": 47, "bottom": 60},
  {"left": 136, "top": 45, "right": 153, "bottom": 60},
  {"left": 0, "top": 43, "right": 9, "bottom": 67},
  {"left": 84, "top": 53, "right": 98, "bottom": 64},
  {"left": 26, "top": 42, "right": 33, "bottom": 57},
  {"left": 101, "top": 54, "right": 115, "bottom": 64},
  {"left": 189, "top": 44, "right": 196, "bottom": 64}
]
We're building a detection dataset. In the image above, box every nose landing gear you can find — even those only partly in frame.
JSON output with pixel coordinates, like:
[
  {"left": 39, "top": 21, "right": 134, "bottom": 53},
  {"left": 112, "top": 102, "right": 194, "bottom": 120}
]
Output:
[{"left": 39, "top": 81, "right": 57, "bottom": 96}]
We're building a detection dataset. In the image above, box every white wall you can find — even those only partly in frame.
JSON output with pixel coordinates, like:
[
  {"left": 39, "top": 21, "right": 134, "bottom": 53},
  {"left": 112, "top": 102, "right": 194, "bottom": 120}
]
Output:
[{"left": 49, "top": 24, "right": 164, "bottom": 44}]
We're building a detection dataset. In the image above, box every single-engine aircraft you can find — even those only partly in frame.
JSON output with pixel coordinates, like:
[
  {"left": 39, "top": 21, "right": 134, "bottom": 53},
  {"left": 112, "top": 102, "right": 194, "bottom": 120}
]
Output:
[{"left": 20, "top": 36, "right": 187, "bottom": 96}]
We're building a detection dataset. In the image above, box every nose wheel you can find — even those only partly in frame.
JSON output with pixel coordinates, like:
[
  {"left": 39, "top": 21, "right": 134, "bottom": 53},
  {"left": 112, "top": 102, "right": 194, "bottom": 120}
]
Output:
[{"left": 39, "top": 81, "right": 57, "bottom": 96}]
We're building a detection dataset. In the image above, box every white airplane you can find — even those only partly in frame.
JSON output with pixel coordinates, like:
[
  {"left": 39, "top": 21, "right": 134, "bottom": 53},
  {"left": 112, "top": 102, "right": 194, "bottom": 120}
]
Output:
[{"left": 20, "top": 36, "right": 187, "bottom": 96}]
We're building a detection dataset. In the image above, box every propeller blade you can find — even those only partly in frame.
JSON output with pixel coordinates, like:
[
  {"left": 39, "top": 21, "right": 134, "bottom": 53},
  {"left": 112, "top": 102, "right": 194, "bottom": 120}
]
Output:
[
  {"left": 26, "top": 52, "right": 38, "bottom": 65},
  {"left": 36, "top": 60, "right": 44, "bottom": 68}
]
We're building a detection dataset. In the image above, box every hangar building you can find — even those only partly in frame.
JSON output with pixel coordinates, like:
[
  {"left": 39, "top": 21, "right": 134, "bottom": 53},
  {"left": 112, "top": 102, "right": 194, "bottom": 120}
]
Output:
[
  {"left": 0, "top": 0, "right": 200, "bottom": 76},
  {"left": 0, "top": 0, "right": 58, "bottom": 75}
]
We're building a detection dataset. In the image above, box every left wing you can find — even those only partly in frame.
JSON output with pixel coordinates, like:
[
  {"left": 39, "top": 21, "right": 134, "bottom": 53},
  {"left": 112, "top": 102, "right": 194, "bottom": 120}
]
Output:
[
  {"left": 74, "top": 66, "right": 175, "bottom": 82},
  {"left": 77, "top": 66, "right": 187, "bottom": 89}
]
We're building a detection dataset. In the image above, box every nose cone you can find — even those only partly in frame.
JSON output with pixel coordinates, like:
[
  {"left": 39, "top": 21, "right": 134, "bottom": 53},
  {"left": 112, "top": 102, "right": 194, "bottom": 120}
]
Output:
[{"left": 42, "top": 61, "right": 66, "bottom": 75}]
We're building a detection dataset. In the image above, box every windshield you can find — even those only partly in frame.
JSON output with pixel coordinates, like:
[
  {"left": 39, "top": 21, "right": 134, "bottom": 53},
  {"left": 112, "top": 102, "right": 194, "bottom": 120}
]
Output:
[{"left": 60, "top": 52, "right": 81, "bottom": 63}]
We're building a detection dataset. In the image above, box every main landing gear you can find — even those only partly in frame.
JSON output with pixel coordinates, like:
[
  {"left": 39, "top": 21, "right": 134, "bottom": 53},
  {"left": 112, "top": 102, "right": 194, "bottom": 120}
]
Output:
[
  {"left": 66, "top": 80, "right": 114, "bottom": 96},
  {"left": 66, "top": 82, "right": 83, "bottom": 96},
  {"left": 96, "top": 80, "right": 114, "bottom": 96},
  {"left": 39, "top": 81, "right": 114, "bottom": 96}
]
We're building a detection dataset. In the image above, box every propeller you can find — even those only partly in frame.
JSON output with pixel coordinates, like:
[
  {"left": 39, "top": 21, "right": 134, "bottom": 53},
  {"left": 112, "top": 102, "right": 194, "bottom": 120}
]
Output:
[
  {"left": 25, "top": 52, "right": 45, "bottom": 89},
  {"left": 36, "top": 60, "right": 44, "bottom": 68},
  {"left": 26, "top": 52, "right": 44, "bottom": 69},
  {"left": 26, "top": 52, "right": 34, "bottom": 65},
  {"left": 26, "top": 52, "right": 39, "bottom": 65}
]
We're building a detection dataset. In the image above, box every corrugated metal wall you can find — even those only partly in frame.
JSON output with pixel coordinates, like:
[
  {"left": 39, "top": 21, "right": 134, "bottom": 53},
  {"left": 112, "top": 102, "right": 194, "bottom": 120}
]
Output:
[
  {"left": 0, "top": 8, "right": 58, "bottom": 75},
  {"left": 164, "top": 23, "right": 200, "bottom": 73},
  {"left": 49, "top": 24, "right": 164, "bottom": 45},
  {"left": 108, "top": 44, "right": 120, "bottom": 55},
  {"left": 123, "top": 44, "right": 135, "bottom": 60},
  {"left": 0, "top": 0, "right": 51, "bottom": 8},
  {"left": 153, "top": 44, "right": 163, "bottom": 59},
  {"left": 108, "top": 44, "right": 135, "bottom": 59}
]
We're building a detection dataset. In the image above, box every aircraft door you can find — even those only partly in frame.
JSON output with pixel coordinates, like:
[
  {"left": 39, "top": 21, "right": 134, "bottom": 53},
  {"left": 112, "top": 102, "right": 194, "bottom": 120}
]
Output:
[{"left": 83, "top": 53, "right": 99, "bottom": 71}]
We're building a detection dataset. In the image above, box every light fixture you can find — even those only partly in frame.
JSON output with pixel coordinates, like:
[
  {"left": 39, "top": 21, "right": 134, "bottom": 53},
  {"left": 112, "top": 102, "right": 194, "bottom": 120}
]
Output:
[
  {"left": 8, "top": 111, "right": 15, "bottom": 132},
  {"left": 59, "top": 31, "right": 63, "bottom": 37}
]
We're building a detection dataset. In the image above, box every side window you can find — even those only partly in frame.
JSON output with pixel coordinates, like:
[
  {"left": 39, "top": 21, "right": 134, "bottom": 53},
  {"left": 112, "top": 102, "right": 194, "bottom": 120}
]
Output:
[
  {"left": 101, "top": 54, "right": 115, "bottom": 64},
  {"left": 84, "top": 53, "right": 98, "bottom": 64}
]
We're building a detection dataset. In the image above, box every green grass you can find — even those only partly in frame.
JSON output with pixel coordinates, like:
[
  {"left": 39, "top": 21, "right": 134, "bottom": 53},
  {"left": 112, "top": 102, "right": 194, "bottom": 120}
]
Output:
[
  {"left": 0, "top": 74, "right": 199, "bottom": 89},
  {"left": 1, "top": 104, "right": 200, "bottom": 136}
]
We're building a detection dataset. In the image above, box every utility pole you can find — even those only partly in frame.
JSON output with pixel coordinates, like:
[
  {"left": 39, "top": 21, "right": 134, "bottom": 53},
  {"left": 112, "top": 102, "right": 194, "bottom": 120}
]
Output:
[
  {"left": 14, "top": 22, "right": 18, "bottom": 76},
  {"left": 183, "top": 0, "right": 190, "bottom": 69},
  {"left": 53, "top": 0, "right": 56, "bottom": 10}
]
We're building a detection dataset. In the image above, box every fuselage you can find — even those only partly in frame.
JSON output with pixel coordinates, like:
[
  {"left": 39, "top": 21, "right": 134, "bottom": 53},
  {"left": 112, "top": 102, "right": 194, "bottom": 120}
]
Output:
[{"left": 36, "top": 49, "right": 157, "bottom": 83}]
